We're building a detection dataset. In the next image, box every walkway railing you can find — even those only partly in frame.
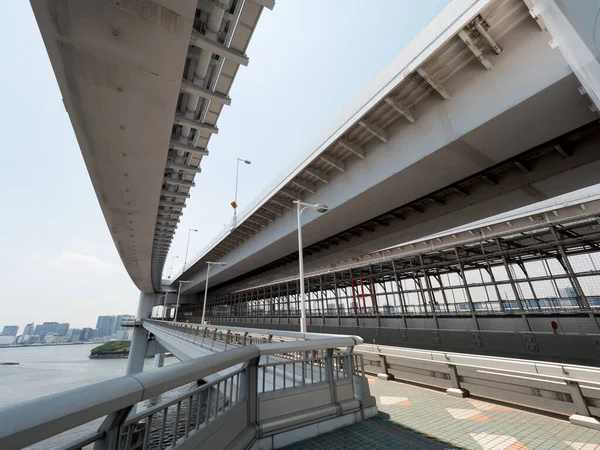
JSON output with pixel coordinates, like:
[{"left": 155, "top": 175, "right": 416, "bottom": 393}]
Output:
[
  {"left": 0, "top": 330, "right": 376, "bottom": 450},
  {"left": 357, "top": 343, "right": 600, "bottom": 430}
]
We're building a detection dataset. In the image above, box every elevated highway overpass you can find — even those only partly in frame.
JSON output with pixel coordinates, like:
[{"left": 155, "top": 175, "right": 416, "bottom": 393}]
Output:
[
  {"left": 16, "top": 0, "right": 600, "bottom": 447},
  {"left": 174, "top": 0, "right": 600, "bottom": 297}
]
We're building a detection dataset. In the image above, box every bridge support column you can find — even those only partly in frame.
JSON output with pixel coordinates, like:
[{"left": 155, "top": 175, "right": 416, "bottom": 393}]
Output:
[{"left": 126, "top": 292, "right": 155, "bottom": 376}]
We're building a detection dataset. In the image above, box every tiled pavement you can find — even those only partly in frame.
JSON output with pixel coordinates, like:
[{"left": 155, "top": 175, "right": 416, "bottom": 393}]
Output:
[{"left": 284, "top": 376, "right": 600, "bottom": 449}]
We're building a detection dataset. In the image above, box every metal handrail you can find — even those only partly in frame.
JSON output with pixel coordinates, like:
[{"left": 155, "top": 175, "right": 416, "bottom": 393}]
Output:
[
  {"left": 358, "top": 348, "right": 600, "bottom": 386},
  {"left": 146, "top": 319, "right": 364, "bottom": 344},
  {"left": 356, "top": 344, "right": 600, "bottom": 383},
  {"left": 0, "top": 332, "right": 364, "bottom": 450}
]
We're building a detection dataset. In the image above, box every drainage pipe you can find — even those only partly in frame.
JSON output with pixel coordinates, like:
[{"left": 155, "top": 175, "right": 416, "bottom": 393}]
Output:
[{"left": 474, "top": 18, "right": 502, "bottom": 55}]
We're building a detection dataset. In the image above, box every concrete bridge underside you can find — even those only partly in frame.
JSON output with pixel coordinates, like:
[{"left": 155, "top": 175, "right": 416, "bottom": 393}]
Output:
[{"left": 178, "top": 3, "right": 600, "bottom": 296}]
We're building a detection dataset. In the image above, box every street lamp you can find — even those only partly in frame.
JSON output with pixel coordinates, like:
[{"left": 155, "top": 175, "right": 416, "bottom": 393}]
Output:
[
  {"left": 232, "top": 157, "right": 251, "bottom": 225},
  {"left": 174, "top": 281, "right": 193, "bottom": 322},
  {"left": 201, "top": 261, "right": 227, "bottom": 325},
  {"left": 184, "top": 228, "right": 198, "bottom": 270},
  {"left": 168, "top": 255, "right": 179, "bottom": 279},
  {"left": 293, "top": 200, "right": 329, "bottom": 333},
  {"left": 162, "top": 290, "right": 177, "bottom": 320}
]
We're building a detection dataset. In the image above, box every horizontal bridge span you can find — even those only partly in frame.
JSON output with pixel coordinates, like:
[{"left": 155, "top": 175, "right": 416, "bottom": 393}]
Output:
[{"left": 175, "top": 0, "right": 599, "bottom": 294}]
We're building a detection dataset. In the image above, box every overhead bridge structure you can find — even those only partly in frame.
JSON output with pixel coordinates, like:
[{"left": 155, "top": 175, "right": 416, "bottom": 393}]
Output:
[
  {"left": 31, "top": 0, "right": 274, "bottom": 293},
  {"left": 173, "top": 0, "right": 600, "bottom": 299},
  {"left": 18, "top": 0, "right": 600, "bottom": 447},
  {"left": 175, "top": 194, "right": 600, "bottom": 365}
]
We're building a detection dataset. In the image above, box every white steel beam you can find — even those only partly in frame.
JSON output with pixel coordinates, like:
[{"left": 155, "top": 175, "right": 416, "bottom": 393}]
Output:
[
  {"left": 181, "top": 80, "right": 232, "bottom": 105},
  {"left": 247, "top": 217, "right": 268, "bottom": 228},
  {"left": 416, "top": 68, "right": 450, "bottom": 100},
  {"left": 290, "top": 178, "right": 316, "bottom": 194},
  {"left": 166, "top": 161, "right": 202, "bottom": 174},
  {"left": 384, "top": 97, "right": 416, "bottom": 123},
  {"left": 338, "top": 139, "right": 365, "bottom": 159},
  {"left": 158, "top": 201, "right": 185, "bottom": 208},
  {"left": 161, "top": 190, "right": 190, "bottom": 199},
  {"left": 174, "top": 115, "right": 218, "bottom": 134},
  {"left": 234, "top": 228, "right": 254, "bottom": 238},
  {"left": 458, "top": 29, "right": 493, "bottom": 70},
  {"left": 254, "top": 211, "right": 275, "bottom": 222},
  {"left": 279, "top": 189, "right": 301, "bottom": 200},
  {"left": 319, "top": 154, "right": 345, "bottom": 172},
  {"left": 163, "top": 178, "right": 195, "bottom": 188},
  {"left": 304, "top": 167, "right": 329, "bottom": 184},
  {"left": 157, "top": 212, "right": 181, "bottom": 219},
  {"left": 261, "top": 205, "right": 283, "bottom": 216},
  {"left": 189, "top": 32, "right": 249, "bottom": 66},
  {"left": 271, "top": 197, "right": 293, "bottom": 209},
  {"left": 358, "top": 120, "right": 388, "bottom": 142},
  {"left": 239, "top": 223, "right": 261, "bottom": 233},
  {"left": 169, "top": 141, "right": 209, "bottom": 156}
]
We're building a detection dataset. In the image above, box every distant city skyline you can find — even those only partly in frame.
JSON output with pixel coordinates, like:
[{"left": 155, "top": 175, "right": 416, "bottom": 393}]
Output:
[{"left": 0, "top": 313, "right": 134, "bottom": 342}]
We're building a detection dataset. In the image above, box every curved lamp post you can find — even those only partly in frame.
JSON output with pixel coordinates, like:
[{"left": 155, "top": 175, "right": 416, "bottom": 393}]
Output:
[
  {"left": 184, "top": 228, "right": 198, "bottom": 270},
  {"left": 201, "top": 261, "right": 227, "bottom": 325},
  {"left": 293, "top": 201, "right": 329, "bottom": 332},
  {"left": 174, "top": 281, "right": 193, "bottom": 322},
  {"left": 233, "top": 157, "right": 251, "bottom": 225},
  {"left": 168, "top": 255, "right": 179, "bottom": 279}
]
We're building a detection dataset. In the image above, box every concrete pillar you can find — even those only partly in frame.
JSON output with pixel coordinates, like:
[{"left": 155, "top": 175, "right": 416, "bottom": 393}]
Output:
[
  {"left": 153, "top": 353, "right": 165, "bottom": 369},
  {"left": 126, "top": 292, "right": 155, "bottom": 376}
]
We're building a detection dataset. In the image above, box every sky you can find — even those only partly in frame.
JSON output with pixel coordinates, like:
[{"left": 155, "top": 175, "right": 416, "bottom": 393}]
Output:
[{"left": 0, "top": 0, "right": 453, "bottom": 332}]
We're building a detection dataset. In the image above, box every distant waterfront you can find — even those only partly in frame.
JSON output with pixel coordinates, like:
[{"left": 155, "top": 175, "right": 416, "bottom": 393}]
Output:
[
  {"left": 0, "top": 343, "right": 183, "bottom": 449},
  {"left": 0, "top": 344, "right": 178, "bottom": 408}
]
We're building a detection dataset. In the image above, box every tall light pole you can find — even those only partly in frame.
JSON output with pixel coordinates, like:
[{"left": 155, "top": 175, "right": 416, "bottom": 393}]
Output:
[
  {"left": 232, "top": 157, "right": 251, "bottom": 225},
  {"left": 184, "top": 228, "right": 198, "bottom": 270},
  {"left": 174, "top": 281, "right": 193, "bottom": 322},
  {"left": 168, "top": 255, "right": 179, "bottom": 279},
  {"left": 294, "top": 201, "right": 329, "bottom": 333},
  {"left": 201, "top": 261, "right": 227, "bottom": 325},
  {"left": 162, "top": 290, "right": 177, "bottom": 320}
]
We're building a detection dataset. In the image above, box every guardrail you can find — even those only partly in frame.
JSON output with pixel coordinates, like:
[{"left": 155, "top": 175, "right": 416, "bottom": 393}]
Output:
[
  {"left": 356, "top": 343, "right": 600, "bottom": 430},
  {"left": 145, "top": 318, "right": 364, "bottom": 345},
  {"left": 0, "top": 328, "right": 376, "bottom": 450}
]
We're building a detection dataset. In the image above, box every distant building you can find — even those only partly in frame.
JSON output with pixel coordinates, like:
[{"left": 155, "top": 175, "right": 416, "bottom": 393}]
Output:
[
  {"left": 0, "top": 336, "right": 16, "bottom": 345},
  {"left": 115, "top": 330, "right": 133, "bottom": 340},
  {"left": 33, "top": 322, "right": 70, "bottom": 340},
  {"left": 81, "top": 328, "right": 98, "bottom": 341},
  {"left": 96, "top": 316, "right": 116, "bottom": 338},
  {"left": 1, "top": 326, "right": 19, "bottom": 336},
  {"left": 23, "top": 323, "right": 35, "bottom": 336},
  {"left": 27, "top": 335, "right": 40, "bottom": 344},
  {"left": 113, "top": 315, "right": 135, "bottom": 335},
  {"left": 44, "top": 333, "right": 57, "bottom": 344}
]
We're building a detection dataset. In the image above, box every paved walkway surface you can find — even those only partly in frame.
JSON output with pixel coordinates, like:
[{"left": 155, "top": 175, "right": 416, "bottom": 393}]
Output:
[{"left": 284, "top": 376, "right": 600, "bottom": 449}]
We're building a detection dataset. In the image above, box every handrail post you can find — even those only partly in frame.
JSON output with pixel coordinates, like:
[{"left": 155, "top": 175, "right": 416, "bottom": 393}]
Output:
[
  {"left": 93, "top": 406, "right": 133, "bottom": 450},
  {"left": 567, "top": 380, "right": 600, "bottom": 429},
  {"left": 446, "top": 364, "right": 469, "bottom": 398},
  {"left": 376, "top": 354, "right": 394, "bottom": 381},
  {"left": 239, "top": 356, "right": 260, "bottom": 436},
  {"left": 325, "top": 348, "right": 338, "bottom": 409}
]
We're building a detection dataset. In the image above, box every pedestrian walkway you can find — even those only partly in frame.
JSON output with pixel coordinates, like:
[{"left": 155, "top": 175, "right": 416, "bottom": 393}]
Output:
[{"left": 284, "top": 376, "right": 600, "bottom": 449}]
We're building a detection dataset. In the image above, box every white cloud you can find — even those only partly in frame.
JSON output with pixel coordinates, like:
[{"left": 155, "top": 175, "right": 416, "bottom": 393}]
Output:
[{"left": 55, "top": 251, "right": 120, "bottom": 272}]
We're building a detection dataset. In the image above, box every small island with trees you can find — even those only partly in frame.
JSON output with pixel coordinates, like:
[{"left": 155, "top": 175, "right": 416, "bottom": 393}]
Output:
[{"left": 89, "top": 341, "right": 130, "bottom": 359}]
